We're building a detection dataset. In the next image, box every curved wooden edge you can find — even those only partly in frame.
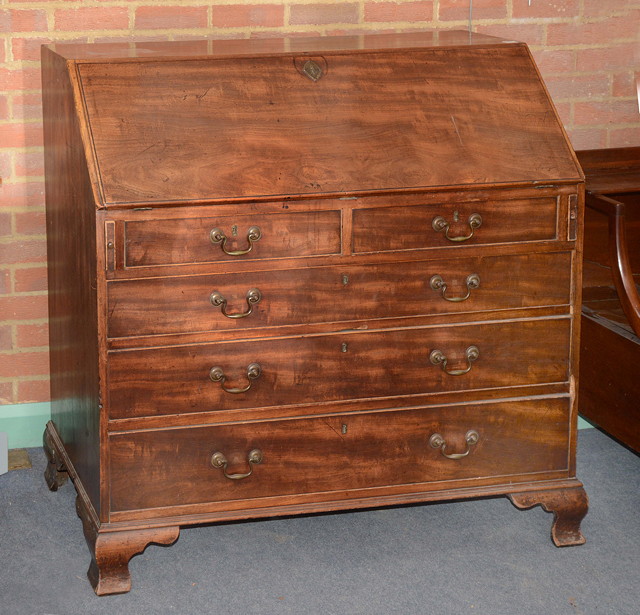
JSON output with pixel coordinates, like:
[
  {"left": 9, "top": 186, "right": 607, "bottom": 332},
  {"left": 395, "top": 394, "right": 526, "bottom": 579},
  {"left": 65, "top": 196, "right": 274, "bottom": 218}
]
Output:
[
  {"left": 585, "top": 192, "right": 640, "bottom": 336},
  {"left": 76, "top": 496, "right": 180, "bottom": 596},
  {"left": 608, "top": 209, "right": 640, "bottom": 336},
  {"left": 509, "top": 485, "right": 588, "bottom": 547},
  {"left": 43, "top": 422, "right": 69, "bottom": 491}
]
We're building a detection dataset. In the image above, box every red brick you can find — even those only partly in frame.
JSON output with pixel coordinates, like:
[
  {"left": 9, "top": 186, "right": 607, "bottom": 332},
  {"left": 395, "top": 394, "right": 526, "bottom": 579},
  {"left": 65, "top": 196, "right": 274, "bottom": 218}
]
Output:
[
  {"left": 11, "top": 94, "right": 43, "bottom": 120},
  {"left": 475, "top": 23, "right": 544, "bottom": 45},
  {"left": 0, "top": 9, "right": 47, "bottom": 33},
  {"left": 576, "top": 43, "right": 637, "bottom": 72},
  {"left": 135, "top": 6, "right": 208, "bottom": 30},
  {"left": 0, "top": 122, "right": 43, "bottom": 148},
  {"left": 531, "top": 49, "right": 576, "bottom": 74},
  {"left": 289, "top": 3, "right": 359, "bottom": 25},
  {"left": 0, "top": 181, "right": 45, "bottom": 209},
  {"left": 0, "top": 269, "right": 10, "bottom": 294},
  {"left": 16, "top": 378, "right": 50, "bottom": 403},
  {"left": 14, "top": 151, "right": 45, "bottom": 178},
  {"left": 548, "top": 17, "right": 639, "bottom": 46},
  {"left": 438, "top": 0, "right": 504, "bottom": 21},
  {"left": 16, "top": 322, "right": 48, "bottom": 348},
  {"left": 0, "top": 238, "right": 47, "bottom": 266},
  {"left": 583, "top": 0, "right": 633, "bottom": 18},
  {"left": 0, "top": 95, "right": 8, "bottom": 120},
  {"left": 567, "top": 128, "right": 607, "bottom": 151},
  {"left": 0, "top": 350, "right": 49, "bottom": 378},
  {"left": 0, "top": 325, "right": 12, "bottom": 351},
  {"left": 0, "top": 39, "right": 5, "bottom": 64},
  {"left": 552, "top": 101, "right": 571, "bottom": 126},
  {"left": 610, "top": 127, "right": 640, "bottom": 148},
  {"left": 14, "top": 210, "right": 46, "bottom": 235},
  {"left": 612, "top": 71, "right": 637, "bottom": 97},
  {"left": 574, "top": 99, "right": 640, "bottom": 126},
  {"left": 55, "top": 7, "right": 129, "bottom": 31},
  {"left": 250, "top": 30, "right": 323, "bottom": 39},
  {"left": 0, "top": 295, "right": 48, "bottom": 320},
  {"left": 544, "top": 74, "right": 611, "bottom": 102},
  {"left": 211, "top": 4, "right": 285, "bottom": 28},
  {"left": 366, "top": 1, "right": 433, "bottom": 22},
  {"left": 0, "top": 67, "right": 41, "bottom": 91},
  {"left": 0, "top": 381, "right": 12, "bottom": 404},
  {"left": 512, "top": 0, "right": 579, "bottom": 19},
  {"left": 0, "top": 212, "right": 11, "bottom": 237},
  {"left": 13, "top": 267, "right": 48, "bottom": 293},
  {"left": 12, "top": 37, "right": 52, "bottom": 62}
]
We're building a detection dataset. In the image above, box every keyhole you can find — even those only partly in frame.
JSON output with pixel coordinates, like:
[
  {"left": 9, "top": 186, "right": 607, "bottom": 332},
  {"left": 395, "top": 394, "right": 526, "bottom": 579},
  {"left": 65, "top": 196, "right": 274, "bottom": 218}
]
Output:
[
  {"left": 341, "top": 342, "right": 348, "bottom": 353},
  {"left": 342, "top": 274, "right": 349, "bottom": 286},
  {"left": 453, "top": 210, "right": 459, "bottom": 222},
  {"left": 341, "top": 424, "right": 348, "bottom": 434},
  {"left": 232, "top": 225, "right": 238, "bottom": 237}
]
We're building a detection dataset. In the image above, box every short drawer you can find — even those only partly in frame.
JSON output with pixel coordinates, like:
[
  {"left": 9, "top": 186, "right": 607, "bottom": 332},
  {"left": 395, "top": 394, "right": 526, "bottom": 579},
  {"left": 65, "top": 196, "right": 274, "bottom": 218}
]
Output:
[
  {"left": 108, "top": 251, "right": 572, "bottom": 338},
  {"left": 108, "top": 398, "right": 570, "bottom": 512},
  {"left": 353, "top": 197, "right": 558, "bottom": 253},
  {"left": 124, "top": 210, "right": 341, "bottom": 267},
  {"left": 107, "top": 318, "right": 570, "bottom": 418}
]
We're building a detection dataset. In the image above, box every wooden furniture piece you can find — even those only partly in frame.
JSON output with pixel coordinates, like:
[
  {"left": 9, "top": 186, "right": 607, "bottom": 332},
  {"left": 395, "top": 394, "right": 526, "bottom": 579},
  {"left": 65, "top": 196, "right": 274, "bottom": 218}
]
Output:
[
  {"left": 42, "top": 31, "right": 588, "bottom": 596},
  {"left": 577, "top": 147, "right": 640, "bottom": 452}
]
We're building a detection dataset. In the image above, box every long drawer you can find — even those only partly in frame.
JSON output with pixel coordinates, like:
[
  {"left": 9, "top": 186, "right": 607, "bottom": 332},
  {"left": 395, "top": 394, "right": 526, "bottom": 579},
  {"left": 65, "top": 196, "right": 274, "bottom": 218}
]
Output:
[
  {"left": 124, "top": 209, "right": 342, "bottom": 267},
  {"left": 107, "top": 251, "right": 572, "bottom": 338},
  {"left": 107, "top": 318, "right": 570, "bottom": 418},
  {"left": 108, "top": 398, "right": 570, "bottom": 512},
  {"left": 353, "top": 197, "right": 558, "bottom": 253}
]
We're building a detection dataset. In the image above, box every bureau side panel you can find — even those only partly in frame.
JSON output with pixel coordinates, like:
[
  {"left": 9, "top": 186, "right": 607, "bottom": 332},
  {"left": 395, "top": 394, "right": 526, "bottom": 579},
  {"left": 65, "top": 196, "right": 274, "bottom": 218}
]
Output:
[{"left": 42, "top": 47, "right": 101, "bottom": 516}]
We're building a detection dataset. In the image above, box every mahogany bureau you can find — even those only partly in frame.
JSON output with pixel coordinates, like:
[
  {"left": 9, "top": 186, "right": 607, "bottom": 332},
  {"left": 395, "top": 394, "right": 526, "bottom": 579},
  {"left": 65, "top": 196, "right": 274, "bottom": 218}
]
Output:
[{"left": 41, "top": 31, "right": 588, "bottom": 595}]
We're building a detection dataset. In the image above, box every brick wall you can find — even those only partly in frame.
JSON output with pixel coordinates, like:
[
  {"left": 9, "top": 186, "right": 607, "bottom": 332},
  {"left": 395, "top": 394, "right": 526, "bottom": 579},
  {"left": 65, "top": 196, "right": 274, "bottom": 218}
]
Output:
[{"left": 1, "top": 0, "right": 639, "bottom": 406}]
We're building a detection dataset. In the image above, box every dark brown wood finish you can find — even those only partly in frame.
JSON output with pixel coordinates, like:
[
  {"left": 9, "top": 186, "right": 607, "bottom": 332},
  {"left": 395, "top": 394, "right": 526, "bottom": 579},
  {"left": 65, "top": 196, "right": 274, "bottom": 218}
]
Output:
[
  {"left": 109, "top": 399, "right": 571, "bottom": 513},
  {"left": 577, "top": 147, "right": 640, "bottom": 452},
  {"left": 43, "top": 32, "right": 586, "bottom": 595},
  {"left": 107, "top": 319, "right": 571, "bottom": 418},
  {"left": 77, "top": 46, "right": 579, "bottom": 206},
  {"left": 107, "top": 251, "right": 572, "bottom": 338},
  {"left": 353, "top": 197, "right": 559, "bottom": 253},
  {"left": 42, "top": 46, "right": 103, "bottom": 517}
]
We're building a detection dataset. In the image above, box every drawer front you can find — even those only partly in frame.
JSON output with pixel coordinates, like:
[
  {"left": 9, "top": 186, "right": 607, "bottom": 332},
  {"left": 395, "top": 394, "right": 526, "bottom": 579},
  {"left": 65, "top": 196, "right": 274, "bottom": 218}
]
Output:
[
  {"left": 353, "top": 197, "right": 558, "bottom": 253},
  {"left": 108, "top": 319, "right": 570, "bottom": 418},
  {"left": 108, "top": 251, "right": 572, "bottom": 338},
  {"left": 109, "top": 398, "right": 570, "bottom": 512},
  {"left": 124, "top": 210, "right": 341, "bottom": 267}
]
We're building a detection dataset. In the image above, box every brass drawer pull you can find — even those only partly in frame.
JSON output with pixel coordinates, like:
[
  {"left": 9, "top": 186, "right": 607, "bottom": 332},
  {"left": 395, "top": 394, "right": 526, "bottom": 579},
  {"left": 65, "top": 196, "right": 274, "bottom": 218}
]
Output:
[
  {"left": 210, "top": 225, "right": 262, "bottom": 255},
  {"left": 429, "top": 430, "right": 479, "bottom": 460},
  {"left": 429, "top": 345, "right": 479, "bottom": 375},
  {"left": 210, "top": 288, "right": 262, "bottom": 319},
  {"left": 211, "top": 448, "right": 263, "bottom": 480},
  {"left": 432, "top": 213, "right": 482, "bottom": 242},
  {"left": 430, "top": 273, "right": 480, "bottom": 302},
  {"left": 209, "top": 363, "right": 262, "bottom": 393}
]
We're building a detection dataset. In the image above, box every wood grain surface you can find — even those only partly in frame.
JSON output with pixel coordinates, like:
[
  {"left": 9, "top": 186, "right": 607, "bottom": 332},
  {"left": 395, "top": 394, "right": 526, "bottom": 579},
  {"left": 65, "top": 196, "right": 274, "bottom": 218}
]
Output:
[
  {"left": 109, "top": 398, "right": 571, "bottom": 512},
  {"left": 78, "top": 45, "right": 580, "bottom": 205}
]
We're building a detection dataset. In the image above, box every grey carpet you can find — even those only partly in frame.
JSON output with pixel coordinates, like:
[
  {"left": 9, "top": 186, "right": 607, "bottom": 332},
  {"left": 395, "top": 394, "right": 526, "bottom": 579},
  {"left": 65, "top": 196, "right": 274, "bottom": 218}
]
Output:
[{"left": 1, "top": 428, "right": 638, "bottom": 615}]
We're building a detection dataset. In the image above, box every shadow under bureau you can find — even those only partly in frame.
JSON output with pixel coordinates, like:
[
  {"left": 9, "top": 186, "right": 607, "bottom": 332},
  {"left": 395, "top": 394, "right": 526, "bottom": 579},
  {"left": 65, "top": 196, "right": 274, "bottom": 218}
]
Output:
[{"left": 41, "top": 31, "right": 588, "bottom": 595}]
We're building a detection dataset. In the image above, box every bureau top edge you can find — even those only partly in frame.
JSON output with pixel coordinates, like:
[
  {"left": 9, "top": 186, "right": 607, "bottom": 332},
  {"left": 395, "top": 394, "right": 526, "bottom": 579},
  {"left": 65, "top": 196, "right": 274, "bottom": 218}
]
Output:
[{"left": 45, "top": 31, "right": 519, "bottom": 63}]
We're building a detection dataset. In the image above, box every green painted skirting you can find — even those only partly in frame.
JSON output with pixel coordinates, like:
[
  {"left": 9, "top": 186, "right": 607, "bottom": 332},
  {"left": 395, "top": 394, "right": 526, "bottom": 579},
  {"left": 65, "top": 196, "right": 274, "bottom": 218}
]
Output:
[
  {"left": 0, "top": 401, "right": 594, "bottom": 450},
  {"left": 0, "top": 402, "right": 51, "bottom": 449}
]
